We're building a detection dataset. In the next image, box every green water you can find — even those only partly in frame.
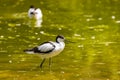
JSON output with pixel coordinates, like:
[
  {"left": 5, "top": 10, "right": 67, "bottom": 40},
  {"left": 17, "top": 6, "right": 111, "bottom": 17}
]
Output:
[{"left": 0, "top": 0, "right": 120, "bottom": 80}]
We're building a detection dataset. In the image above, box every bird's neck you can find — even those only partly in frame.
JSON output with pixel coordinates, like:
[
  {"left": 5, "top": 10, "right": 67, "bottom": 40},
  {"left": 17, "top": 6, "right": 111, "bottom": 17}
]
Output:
[{"left": 59, "top": 42, "right": 65, "bottom": 47}]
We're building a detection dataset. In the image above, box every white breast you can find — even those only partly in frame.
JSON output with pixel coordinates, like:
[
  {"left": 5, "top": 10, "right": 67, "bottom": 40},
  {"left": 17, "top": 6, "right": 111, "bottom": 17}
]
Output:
[
  {"left": 40, "top": 42, "right": 65, "bottom": 58},
  {"left": 34, "top": 8, "right": 42, "bottom": 20},
  {"left": 28, "top": 8, "right": 35, "bottom": 18}
]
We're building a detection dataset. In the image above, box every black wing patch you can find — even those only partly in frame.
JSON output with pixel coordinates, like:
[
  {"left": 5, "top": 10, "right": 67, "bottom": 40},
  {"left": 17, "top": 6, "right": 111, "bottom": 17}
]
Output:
[{"left": 32, "top": 42, "right": 55, "bottom": 54}]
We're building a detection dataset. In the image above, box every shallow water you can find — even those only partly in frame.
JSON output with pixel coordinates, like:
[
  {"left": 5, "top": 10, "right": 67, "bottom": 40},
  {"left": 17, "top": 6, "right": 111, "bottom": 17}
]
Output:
[{"left": 0, "top": 0, "right": 120, "bottom": 80}]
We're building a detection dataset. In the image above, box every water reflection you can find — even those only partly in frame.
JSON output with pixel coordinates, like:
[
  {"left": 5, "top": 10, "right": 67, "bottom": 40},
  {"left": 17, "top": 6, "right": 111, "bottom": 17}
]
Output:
[
  {"left": 27, "top": 19, "right": 42, "bottom": 27},
  {"left": 35, "top": 19, "right": 42, "bottom": 27}
]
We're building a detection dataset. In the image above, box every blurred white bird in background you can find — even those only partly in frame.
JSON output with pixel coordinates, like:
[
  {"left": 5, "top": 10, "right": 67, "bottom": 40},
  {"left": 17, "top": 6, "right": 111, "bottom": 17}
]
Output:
[
  {"left": 34, "top": 8, "right": 43, "bottom": 20},
  {"left": 28, "top": 5, "right": 43, "bottom": 27},
  {"left": 28, "top": 5, "right": 35, "bottom": 19}
]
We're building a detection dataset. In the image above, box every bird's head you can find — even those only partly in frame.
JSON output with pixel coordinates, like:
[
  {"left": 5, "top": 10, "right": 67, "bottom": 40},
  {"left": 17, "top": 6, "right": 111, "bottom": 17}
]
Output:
[{"left": 56, "top": 35, "right": 65, "bottom": 43}]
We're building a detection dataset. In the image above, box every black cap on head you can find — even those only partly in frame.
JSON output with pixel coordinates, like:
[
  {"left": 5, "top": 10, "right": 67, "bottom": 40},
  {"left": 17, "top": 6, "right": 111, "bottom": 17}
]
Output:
[
  {"left": 57, "top": 35, "right": 64, "bottom": 39},
  {"left": 30, "top": 5, "right": 34, "bottom": 8},
  {"left": 56, "top": 35, "right": 65, "bottom": 43}
]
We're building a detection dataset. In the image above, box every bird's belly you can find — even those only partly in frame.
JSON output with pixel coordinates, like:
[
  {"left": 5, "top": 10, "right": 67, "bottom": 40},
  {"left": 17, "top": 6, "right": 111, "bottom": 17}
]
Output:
[{"left": 40, "top": 49, "right": 63, "bottom": 58}]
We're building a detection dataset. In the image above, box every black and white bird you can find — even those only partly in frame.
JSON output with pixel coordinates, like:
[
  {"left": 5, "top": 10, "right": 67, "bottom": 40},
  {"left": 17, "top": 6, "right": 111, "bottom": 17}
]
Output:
[
  {"left": 28, "top": 5, "right": 42, "bottom": 20},
  {"left": 28, "top": 5, "right": 35, "bottom": 19},
  {"left": 24, "top": 35, "right": 65, "bottom": 69}
]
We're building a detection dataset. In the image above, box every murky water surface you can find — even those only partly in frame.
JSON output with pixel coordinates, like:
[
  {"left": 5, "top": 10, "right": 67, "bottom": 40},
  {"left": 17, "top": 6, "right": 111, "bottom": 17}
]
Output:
[{"left": 0, "top": 0, "right": 120, "bottom": 80}]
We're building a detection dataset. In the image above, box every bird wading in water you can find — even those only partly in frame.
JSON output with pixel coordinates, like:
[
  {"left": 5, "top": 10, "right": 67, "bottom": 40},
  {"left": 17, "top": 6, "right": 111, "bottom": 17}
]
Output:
[{"left": 24, "top": 35, "right": 65, "bottom": 69}]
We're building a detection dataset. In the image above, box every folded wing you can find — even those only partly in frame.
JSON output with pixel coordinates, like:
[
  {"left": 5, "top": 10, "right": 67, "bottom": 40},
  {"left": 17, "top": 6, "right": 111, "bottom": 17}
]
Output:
[
  {"left": 37, "top": 42, "right": 55, "bottom": 53},
  {"left": 24, "top": 42, "right": 55, "bottom": 54}
]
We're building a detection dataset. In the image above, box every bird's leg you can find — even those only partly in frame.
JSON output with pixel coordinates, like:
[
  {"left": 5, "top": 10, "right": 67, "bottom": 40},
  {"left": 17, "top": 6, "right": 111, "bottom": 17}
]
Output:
[
  {"left": 40, "top": 58, "right": 46, "bottom": 69},
  {"left": 49, "top": 58, "right": 52, "bottom": 70}
]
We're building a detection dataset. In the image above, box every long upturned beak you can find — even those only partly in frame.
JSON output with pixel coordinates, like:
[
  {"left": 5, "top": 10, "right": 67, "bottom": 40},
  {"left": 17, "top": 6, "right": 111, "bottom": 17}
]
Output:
[{"left": 65, "top": 39, "right": 75, "bottom": 43}]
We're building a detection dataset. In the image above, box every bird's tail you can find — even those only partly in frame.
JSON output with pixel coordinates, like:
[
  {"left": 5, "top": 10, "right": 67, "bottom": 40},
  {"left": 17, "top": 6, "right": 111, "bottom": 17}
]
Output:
[{"left": 23, "top": 49, "right": 34, "bottom": 54}]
